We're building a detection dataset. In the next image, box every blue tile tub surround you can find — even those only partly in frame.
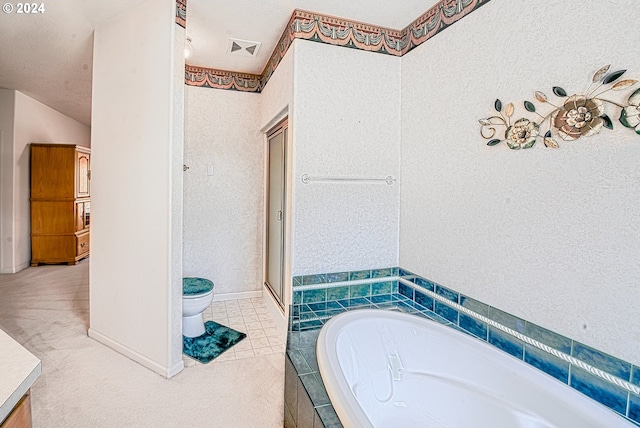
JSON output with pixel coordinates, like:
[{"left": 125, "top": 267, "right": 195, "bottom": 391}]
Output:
[
  {"left": 289, "top": 267, "right": 640, "bottom": 426},
  {"left": 572, "top": 342, "right": 632, "bottom": 381},
  {"left": 630, "top": 393, "right": 640, "bottom": 424},
  {"left": 570, "top": 367, "right": 629, "bottom": 416},
  {"left": 525, "top": 321, "right": 572, "bottom": 355},
  {"left": 633, "top": 367, "right": 640, "bottom": 388},
  {"left": 524, "top": 344, "right": 570, "bottom": 384},
  {"left": 489, "top": 326, "right": 524, "bottom": 359}
]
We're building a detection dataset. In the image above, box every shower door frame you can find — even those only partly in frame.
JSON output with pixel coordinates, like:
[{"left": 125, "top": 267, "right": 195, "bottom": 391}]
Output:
[{"left": 264, "top": 118, "right": 288, "bottom": 311}]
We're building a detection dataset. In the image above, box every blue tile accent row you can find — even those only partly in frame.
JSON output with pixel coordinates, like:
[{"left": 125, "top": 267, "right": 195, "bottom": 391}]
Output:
[
  {"left": 293, "top": 267, "right": 398, "bottom": 287},
  {"left": 489, "top": 326, "right": 524, "bottom": 359},
  {"left": 633, "top": 367, "right": 640, "bottom": 388},
  {"left": 525, "top": 321, "right": 572, "bottom": 355},
  {"left": 326, "top": 272, "right": 349, "bottom": 283},
  {"left": 570, "top": 367, "right": 629, "bottom": 415},
  {"left": 525, "top": 344, "right": 570, "bottom": 384},
  {"left": 289, "top": 267, "right": 640, "bottom": 426},
  {"left": 459, "top": 313, "right": 487, "bottom": 340},
  {"left": 414, "top": 290, "right": 434, "bottom": 311},
  {"left": 488, "top": 306, "right": 525, "bottom": 334},
  {"left": 572, "top": 342, "right": 632, "bottom": 382},
  {"left": 629, "top": 394, "right": 640, "bottom": 424}
]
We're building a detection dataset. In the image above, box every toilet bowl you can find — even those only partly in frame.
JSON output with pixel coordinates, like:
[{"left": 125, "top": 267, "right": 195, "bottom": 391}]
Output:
[{"left": 182, "top": 277, "right": 214, "bottom": 338}]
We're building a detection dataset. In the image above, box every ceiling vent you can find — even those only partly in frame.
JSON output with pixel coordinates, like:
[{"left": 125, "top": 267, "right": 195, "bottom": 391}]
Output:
[{"left": 227, "top": 38, "right": 261, "bottom": 57}]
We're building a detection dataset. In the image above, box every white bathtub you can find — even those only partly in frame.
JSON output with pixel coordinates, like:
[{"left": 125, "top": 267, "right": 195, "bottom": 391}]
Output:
[{"left": 316, "top": 309, "right": 633, "bottom": 428}]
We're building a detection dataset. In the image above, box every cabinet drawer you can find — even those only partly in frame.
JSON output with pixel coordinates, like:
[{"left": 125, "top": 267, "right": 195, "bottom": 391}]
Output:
[{"left": 76, "top": 233, "right": 89, "bottom": 255}]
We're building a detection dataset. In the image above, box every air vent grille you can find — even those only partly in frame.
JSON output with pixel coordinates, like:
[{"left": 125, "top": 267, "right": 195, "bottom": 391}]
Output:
[{"left": 227, "top": 38, "right": 261, "bottom": 57}]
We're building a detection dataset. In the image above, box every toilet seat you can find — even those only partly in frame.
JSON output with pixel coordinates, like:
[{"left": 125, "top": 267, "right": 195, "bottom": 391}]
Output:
[{"left": 183, "top": 277, "right": 214, "bottom": 297}]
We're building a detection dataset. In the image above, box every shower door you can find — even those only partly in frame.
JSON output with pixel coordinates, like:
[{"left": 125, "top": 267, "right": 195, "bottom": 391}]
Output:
[{"left": 265, "top": 120, "right": 287, "bottom": 309}]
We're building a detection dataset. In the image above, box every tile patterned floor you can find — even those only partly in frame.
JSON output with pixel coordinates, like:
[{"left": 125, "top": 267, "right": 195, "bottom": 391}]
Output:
[{"left": 183, "top": 297, "right": 285, "bottom": 366}]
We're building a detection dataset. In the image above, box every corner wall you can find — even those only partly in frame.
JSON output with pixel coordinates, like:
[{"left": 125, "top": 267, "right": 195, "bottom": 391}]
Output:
[
  {"left": 291, "top": 41, "right": 402, "bottom": 275},
  {"left": 183, "top": 87, "right": 263, "bottom": 298},
  {"left": 400, "top": 0, "right": 640, "bottom": 365},
  {"left": 182, "top": 42, "right": 294, "bottom": 306},
  {"left": 90, "top": 0, "right": 184, "bottom": 377}
]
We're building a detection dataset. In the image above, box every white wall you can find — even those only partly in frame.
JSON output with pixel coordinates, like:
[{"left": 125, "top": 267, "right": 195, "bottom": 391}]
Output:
[
  {"left": 291, "top": 42, "right": 401, "bottom": 275},
  {"left": 0, "top": 89, "right": 90, "bottom": 274},
  {"left": 183, "top": 87, "right": 263, "bottom": 297},
  {"left": 0, "top": 89, "right": 16, "bottom": 274},
  {"left": 90, "top": 0, "right": 184, "bottom": 377},
  {"left": 400, "top": 0, "right": 640, "bottom": 365}
]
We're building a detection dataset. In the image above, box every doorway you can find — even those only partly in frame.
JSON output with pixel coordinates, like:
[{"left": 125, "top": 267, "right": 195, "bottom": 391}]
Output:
[{"left": 265, "top": 119, "right": 287, "bottom": 310}]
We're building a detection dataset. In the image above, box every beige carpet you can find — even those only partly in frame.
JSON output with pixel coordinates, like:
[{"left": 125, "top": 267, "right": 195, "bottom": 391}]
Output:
[{"left": 0, "top": 261, "right": 284, "bottom": 427}]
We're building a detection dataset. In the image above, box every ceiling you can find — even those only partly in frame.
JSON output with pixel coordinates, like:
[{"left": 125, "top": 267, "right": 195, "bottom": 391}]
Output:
[{"left": 0, "top": 0, "right": 432, "bottom": 126}]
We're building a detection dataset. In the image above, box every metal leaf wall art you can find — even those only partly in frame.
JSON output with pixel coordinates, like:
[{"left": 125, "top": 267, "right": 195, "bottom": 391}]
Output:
[{"left": 479, "top": 65, "right": 640, "bottom": 150}]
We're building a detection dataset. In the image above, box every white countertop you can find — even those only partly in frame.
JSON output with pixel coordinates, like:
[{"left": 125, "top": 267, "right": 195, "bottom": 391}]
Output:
[{"left": 0, "top": 329, "right": 41, "bottom": 423}]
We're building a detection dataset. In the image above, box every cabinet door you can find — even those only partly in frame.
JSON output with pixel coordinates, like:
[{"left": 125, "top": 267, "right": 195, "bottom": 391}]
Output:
[
  {"left": 75, "top": 202, "right": 85, "bottom": 231},
  {"left": 84, "top": 202, "right": 90, "bottom": 228},
  {"left": 77, "top": 152, "right": 90, "bottom": 198}
]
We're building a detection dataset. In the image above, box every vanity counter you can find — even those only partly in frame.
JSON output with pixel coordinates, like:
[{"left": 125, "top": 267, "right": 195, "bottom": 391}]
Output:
[{"left": 0, "top": 329, "right": 41, "bottom": 424}]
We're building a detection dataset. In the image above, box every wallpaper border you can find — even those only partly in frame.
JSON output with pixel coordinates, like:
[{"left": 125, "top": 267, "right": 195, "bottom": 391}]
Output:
[
  {"left": 175, "top": 0, "right": 187, "bottom": 28},
  {"left": 185, "top": 0, "right": 492, "bottom": 91}
]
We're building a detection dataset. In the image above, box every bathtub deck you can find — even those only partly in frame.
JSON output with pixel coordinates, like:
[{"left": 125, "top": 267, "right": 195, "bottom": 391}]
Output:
[{"left": 286, "top": 292, "right": 451, "bottom": 428}]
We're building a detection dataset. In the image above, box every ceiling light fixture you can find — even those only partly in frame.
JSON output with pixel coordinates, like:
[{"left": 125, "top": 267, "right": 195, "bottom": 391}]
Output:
[{"left": 184, "top": 36, "right": 193, "bottom": 59}]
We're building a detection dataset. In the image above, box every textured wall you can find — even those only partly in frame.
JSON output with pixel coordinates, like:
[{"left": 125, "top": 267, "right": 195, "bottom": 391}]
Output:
[
  {"left": 183, "top": 87, "right": 263, "bottom": 297},
  {"left": 400, "top": 0, "right": 640, "bottom": 365},
  {"left": 291, "top": 42, "right": 401, "bottom": 275},
  {"left": 260, "top": 43, "right": 293, "bottom": 131}
]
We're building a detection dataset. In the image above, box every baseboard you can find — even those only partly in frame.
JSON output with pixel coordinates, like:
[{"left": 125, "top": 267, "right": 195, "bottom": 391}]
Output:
[
  {"left": 213, "top": 290, "right": 262, "bottom": 302},
  {"left": 166, "top": 359, "right": 185, "bottom": 378},
  {"left": 0, "top": 261, "right": 29, "bottom": 274},
  {"left": 16, "top": 261, "right": 30, "bottom": 272},
  {"left": 88, "top": 328, "right": 184, "bottom": 378}
]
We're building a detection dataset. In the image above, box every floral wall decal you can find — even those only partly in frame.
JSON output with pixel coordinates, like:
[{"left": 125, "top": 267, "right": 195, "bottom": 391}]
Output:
[{"left": 479, "top": 65, "right": 640, "bottom": 149}]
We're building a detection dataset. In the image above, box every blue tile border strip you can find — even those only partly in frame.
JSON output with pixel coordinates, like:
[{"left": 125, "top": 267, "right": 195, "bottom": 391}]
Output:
[
  {"left": 397, "top": 277, "right": 640, "bottom": 397},
  {"left": 290, "top": 267, "right": 640, "bottom": 425}
]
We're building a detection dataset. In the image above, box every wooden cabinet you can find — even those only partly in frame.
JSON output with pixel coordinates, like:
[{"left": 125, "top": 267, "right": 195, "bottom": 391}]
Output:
[
  {"left": 0, "top": 391, "right": 32, "bottom": 428},
  {"left": 30, "top": 144, "right": 90, "bottom": 266}
]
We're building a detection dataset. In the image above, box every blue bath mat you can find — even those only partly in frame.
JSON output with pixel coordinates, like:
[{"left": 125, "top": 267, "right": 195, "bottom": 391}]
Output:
[{"left": 183, "top": 321, "right": 247, "bottom": 364}]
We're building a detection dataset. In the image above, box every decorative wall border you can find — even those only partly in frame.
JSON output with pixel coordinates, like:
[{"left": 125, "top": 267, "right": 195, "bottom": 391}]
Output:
[
  {"left": 185, "top": 0, "right": 492, "bottom": 91},
  {"left": 175, "top": 0, "right": 187, "bottom": 28},
  {"left": 403, "top": 0, "right": 487, "bottom": 54},
  {"left": 184, "top": 65, "right": 261, "bottom": 92}
]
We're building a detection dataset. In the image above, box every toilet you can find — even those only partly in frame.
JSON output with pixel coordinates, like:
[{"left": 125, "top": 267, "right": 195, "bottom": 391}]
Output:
[{"left": 182, "top": 277, "right": 214, "bottom": 338}]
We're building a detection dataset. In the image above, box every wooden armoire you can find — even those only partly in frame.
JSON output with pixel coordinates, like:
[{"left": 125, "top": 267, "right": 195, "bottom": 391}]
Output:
[{"left": 30, "top": 144, "right": 91, "bottom": 266}]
